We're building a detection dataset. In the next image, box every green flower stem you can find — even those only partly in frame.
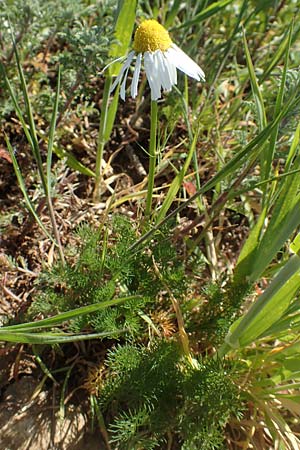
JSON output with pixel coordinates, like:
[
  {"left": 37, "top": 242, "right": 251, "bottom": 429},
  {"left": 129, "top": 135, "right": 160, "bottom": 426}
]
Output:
[
  {"left": 145, "top": 100, "right": 158, "bottom": 218},
  {"left": 93, "top": 76, "right": 112, "bottom": 203}
]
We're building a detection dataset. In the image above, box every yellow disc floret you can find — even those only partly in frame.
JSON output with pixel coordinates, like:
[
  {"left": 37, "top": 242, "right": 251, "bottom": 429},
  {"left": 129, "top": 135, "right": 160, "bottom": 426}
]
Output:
[{"left": 133, "top": 19, "right": 172, "bottom": 53}]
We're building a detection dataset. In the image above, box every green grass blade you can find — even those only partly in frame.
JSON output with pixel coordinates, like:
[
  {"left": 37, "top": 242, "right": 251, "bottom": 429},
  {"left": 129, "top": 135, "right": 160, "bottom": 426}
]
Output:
[
  {"left": 266, "top": 25, "right": 292, "bottom": 182},
  {"left": 228, "top": 168, "right": 300, "bottom": 202},
  {"left": 32, "top": 346, "right": 58, "bottom": 383},
  {"left": 251, "top": 203, "right": 300, "bottom": 283},
  {"left": 0, "top": 296, "right": 140, "bottom": 331},
  {"left": 47, "top": 65, "right": 61, "bottom": 192},
  {"left": 130, "top": 91, "right": 300, "bottom": 252},
  {"left": 209, "top": 0, "right": 248, "bottom": 89},
  {"left": 236, "top": 196, "right": 300, "bottom": 284},
  {"left": 11, "top": 31, "right": 47, "bottom": 194},
  {"left": 243, "top": 30, "right": 269, "bottom": 187},
  {"left": 53, "top": 145, "right": 96, "bottom": 177},
  {"left": 104, "top": 85, "right": 120, "bottom": 142},
  {"left": 262, "top": 313, "right": 300, "bottom": 338},
  {"left": 233, "top": 205, "right": 268, "bottom": 283},
  {"left": 1, "top": 62, "right": 35, "bottom": 150},
  {"left": 5, "top": 135, "right": 55, "bottom": 242},
  {"left": 243, "top": 31, "right": 267, "bottom": 133},
  {"left": 196, "top": 89, "right": 299, "bottom": 196},
  {"left": 45, "top": 65, "right": 65, "bottom": 265},
  {"left": 165, "top": 0, "right": 182, "bottom": 27},
  {"left": 94, "top": 0, "right": 137, "bottom": 199},
  {"left": 94, "top": 0, "right": 137, "bottom": 201},
  {"left": 0, "top": 330, "right": 124, "bottom": 345},
  {"left": 261, "top": 26, "right": 295, "bottom": 82},
  {"left": 234, "top": 116, "right": 300, "bottom": 284},
  {"left": 286, "top": 122, "right": 300, "bottom": 171},
  {"left": 108, "top": 0, "right": 137, "bottom": 76},
  {"left": 155, "top": 127, "right": 200, "bottom": 223},
  {"left": 220, "top": 254, "right": 300, "bottom": 354},
  {"left": 174, "top": 0, "right": 235, "bottom": 29},
  {"left": 235, "top": 188, "right": 300, "bottom": 285}
]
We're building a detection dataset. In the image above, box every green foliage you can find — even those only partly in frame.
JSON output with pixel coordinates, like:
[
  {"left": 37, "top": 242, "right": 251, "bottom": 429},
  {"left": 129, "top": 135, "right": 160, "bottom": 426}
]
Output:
[
  {"left": 53, "top": 20, "right": 111, "bottom": 91},
  {"left": 3, "top": 0, "right": 300, "bottom": 448},
  {"left": 25, "top": 215, "right": 244, "bottom": 447},
  {"left": 29, "top": 216, "right": 188, "bottom": 338},
  {"left": 179, "top": 358, "right": 240, "bottom": 446},
  {"left": 98, "top": 341, "right": 241, "bottom": 449},
  {"left": 193, "top": 281, "right": 251, "bottom": 346},
  {"left": 0, "top": 0, "right": 115, "bottom": 121}
]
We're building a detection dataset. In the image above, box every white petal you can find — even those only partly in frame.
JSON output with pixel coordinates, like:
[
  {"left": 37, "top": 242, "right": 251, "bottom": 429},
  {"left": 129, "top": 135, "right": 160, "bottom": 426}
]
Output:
[
  {"left": 165, "top": 55, "right": 177, "bottom": 86},
  {"left": 166, "top": 44, "right": 205, "bottom": 81},
  {"left": 157, "top": 51, "right": 172, "bottom": 92},
  {"left": 130, "top": 52, "right": 142, "bottom": 98},
  {"left": 120, "top": 66, "right": 130, "bottom": 100},
  {"left": 144, "top": 51, "right": 161, "bottom": 101},
  {"left": 153, "top": 51, "right": 163, "bottom": 97},
  {"left": 101, "top": 55, "right": 127, "bottom": 74},
  {"left": 143, "top": 52, "right": 153, "bottom": 93},
  {"left": 110, "top": 51, "right": 135, "bottom": 95}
]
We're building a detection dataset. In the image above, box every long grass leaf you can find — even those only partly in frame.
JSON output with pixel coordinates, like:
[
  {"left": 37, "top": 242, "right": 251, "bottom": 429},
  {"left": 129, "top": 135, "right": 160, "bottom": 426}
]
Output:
[
  {"left": 243, "top": 31, "right": 267, "bottom": 133},
  {"left": 234, "top": 205, "right": 268, "bottom": 283},
  {"left": 1, "top": 63, "right": 35, "bottom": 149},
  {"left": 266, "top": 26, "right": 292, "bottom": 183},
  {"left": 5, "top": 135, "right": 55, "bottom": 242},
  {"left": 47, "top": 65, "right": 61, "bottom": 192},
  {"left": 243, "top": 30, "right": 269, "bottom": 188},
  {"left": 190, "top": 89, "right": 298, "bottom": 197},
  {"left": 165, "top": 0, "right": 182, "bottom": 27},
  {"left": 155, "top": 127, "right": 200, "bottom": 223},
  {"left": 235, "top": 122, "right": 300, "bottom": 284},
  {"left": 221, "top": 254, "right": 300, "bottom": 353},
  {"left": 261, "top": 26, "right": 295, "bottom": 82},
  {"left": 45, "top": 66, "right": 65, "bottom": 264},
  {"left": 0, "top": 296, "right": 140, "bottom": 331},
  {"left": 104, "top": 86, "right": 120, "bottom": 142},
  {"left": 0, "top": 330, "right": 124, "bottom": 345},
  {"left": 109, "top": 0, "right": 137, "bottom": 76},
  {"left": 250, "top": 157, "right": 300, "bottom": 282},
  {"left": 53, "top": 145, "right": 96, "bottom": 177},
  {"left": 130, "top": 92, "right": 300, "bottom": 252},
  {"left": 286, "top": 122, "right": 300, "bottom": 171},
  {"left": 174, "top": 0, "right": 235, "bottom": 29},
  {"left": 11, "top": 30, "right": 47, "bottom": 193}
]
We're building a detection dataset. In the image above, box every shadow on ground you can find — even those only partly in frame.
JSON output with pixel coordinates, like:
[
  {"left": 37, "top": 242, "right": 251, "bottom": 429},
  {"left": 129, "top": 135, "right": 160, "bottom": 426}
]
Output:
[{"left": 0, "top": 376, "right": 104, "bottom": 450}]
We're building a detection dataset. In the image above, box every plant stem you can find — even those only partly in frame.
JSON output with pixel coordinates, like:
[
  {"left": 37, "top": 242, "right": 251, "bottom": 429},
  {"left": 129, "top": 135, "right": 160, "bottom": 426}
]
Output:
[
  {"left": 91, "top": 395, "right": 112, "bottom": 450},
  {"left": 152, "top": 256, "right": 195, "bottom": 367},
  {"left": 145, "top": 100, "right": 158, "bottom": 218},
  {"left": 46, "top": 65, "right": 65, "bottom": 266},
  {"left": 93, "top": 76, "right": 112, "bottom": 203},
  {"left": 9, "top": 41, "right": 65, "bottom": 265},
  {"left": 46, "top": 197, "right": 65, "bottom": 265}
]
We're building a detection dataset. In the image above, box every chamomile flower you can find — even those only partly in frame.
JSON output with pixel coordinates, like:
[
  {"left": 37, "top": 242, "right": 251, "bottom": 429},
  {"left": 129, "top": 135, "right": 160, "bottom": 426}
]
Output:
[{"left": 110, "top": 19, "right": 205, "bottom": 101}]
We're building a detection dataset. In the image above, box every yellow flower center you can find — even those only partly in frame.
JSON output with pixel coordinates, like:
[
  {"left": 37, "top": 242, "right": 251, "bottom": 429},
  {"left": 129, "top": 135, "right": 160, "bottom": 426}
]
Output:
[{"left": 133, "top": 19, "right": 172, "bottom": 53}]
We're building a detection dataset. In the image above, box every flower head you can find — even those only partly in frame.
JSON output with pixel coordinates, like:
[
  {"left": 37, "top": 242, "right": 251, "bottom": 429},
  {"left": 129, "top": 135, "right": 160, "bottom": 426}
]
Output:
[
  {"left": 133, "top": 19, "right": 172, "bottom": 53},
  {"left": 110, "top": 19, "right": 205, "bottom": 101}
]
